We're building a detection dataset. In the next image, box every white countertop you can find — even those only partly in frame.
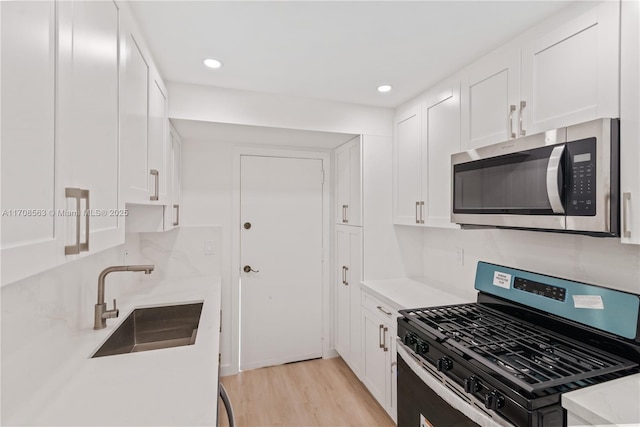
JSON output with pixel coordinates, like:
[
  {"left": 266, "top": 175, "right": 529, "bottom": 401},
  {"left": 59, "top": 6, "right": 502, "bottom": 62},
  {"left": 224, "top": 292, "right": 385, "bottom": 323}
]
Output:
[
  {"left": 16, "top": 276, "right": 222, "bottom": 427},
  {"left": 360, "top": 277, "right": 472, "bottom": 312},
  {"left": 562, "top": 373, "right": 640, "bottom": 426}
]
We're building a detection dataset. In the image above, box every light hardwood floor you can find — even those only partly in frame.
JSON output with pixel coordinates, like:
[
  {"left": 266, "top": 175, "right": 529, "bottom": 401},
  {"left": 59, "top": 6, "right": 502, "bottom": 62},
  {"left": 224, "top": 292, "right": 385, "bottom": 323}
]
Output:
[{"left": 219, "top": 357, "right": 396, "bottom": 427}]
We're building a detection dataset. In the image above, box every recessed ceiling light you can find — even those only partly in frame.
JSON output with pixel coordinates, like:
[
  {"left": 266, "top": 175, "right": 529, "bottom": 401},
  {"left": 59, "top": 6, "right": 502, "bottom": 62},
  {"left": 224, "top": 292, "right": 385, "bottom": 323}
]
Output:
[
  {"left": 377, "top": 84, "right": 392, "bottom": 93},
  {"left": 203, "top": 58, "right": 223, "bottom": 69}
]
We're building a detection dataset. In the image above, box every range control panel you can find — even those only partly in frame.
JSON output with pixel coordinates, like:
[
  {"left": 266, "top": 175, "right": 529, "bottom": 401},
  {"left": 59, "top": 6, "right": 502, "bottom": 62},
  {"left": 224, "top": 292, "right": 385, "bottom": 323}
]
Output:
[
  {"left": 566, "top": 137, "right": 597, "bottom": 217},
  {"left": 514, "top": 277, "right": 566, "bottom": 302}
]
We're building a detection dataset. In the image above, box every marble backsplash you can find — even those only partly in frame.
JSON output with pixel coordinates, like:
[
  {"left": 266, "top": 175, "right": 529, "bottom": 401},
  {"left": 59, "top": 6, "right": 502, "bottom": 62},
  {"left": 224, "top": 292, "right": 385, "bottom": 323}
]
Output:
[{"left": 1, "top": 226, "right": 222, "bottom": 422}]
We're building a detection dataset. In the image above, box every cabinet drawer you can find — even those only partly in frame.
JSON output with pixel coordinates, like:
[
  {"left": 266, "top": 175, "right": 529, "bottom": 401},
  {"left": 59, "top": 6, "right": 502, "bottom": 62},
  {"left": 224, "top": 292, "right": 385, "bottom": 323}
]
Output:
[{"left": 361, "top": 291, "right": 397, "bottom": 326}]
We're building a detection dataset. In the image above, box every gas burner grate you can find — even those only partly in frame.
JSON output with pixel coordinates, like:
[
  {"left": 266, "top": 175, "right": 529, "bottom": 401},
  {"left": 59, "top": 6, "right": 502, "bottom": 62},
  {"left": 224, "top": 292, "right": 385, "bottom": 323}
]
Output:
[{"left": 401, "top": 303, "right": 638, "bottom": 393}]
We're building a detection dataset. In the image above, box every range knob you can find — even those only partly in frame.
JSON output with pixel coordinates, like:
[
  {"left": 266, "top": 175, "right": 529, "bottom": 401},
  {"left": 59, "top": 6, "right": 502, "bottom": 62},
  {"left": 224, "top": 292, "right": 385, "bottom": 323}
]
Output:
[
  {"left": 404, "top": 333, "right": 417, "bottom": 347},
  {"left": 437, "top": 357, "right": 453, "bottom": 372},
  {"left": 464, "top": 376, "right": 480, "bottom": 393},
  {"left": 484, "top": 390, "right": 505, "bottom": 410},
  {"left": 415, "top": 340, "right": 429, "bottom": 356}
]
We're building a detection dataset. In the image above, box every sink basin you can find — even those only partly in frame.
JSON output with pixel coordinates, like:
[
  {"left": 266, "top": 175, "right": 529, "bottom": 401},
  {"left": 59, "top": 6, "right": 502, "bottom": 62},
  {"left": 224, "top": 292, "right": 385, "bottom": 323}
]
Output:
[{"left": 92, "top": 302, "right": 203, "bottom": 358}]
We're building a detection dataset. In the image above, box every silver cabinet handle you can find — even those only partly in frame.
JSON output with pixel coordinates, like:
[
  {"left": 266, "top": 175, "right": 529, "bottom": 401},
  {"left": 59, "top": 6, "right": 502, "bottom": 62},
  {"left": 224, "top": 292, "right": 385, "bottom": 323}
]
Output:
[
  {"left": 342, "top": 266, "right": 349, "bottom": 285},
  {"left": 342, "top": 205, "right": 348, "bottom": 223},
  {"left": 150, "top": 169, "right": 159, "bottom": 201},
  {"left": 420, "top": 201, "right": 425, "bottom": 224},
  {"left": 383, "top": 326, "right": 389, "bottom": 352},
  {"left": 519, "top": 100, "right": 527, "bottom": 136},
  {"left": 623, "top": 192, "right": 631, "bottom": 238},
  {"left": 415, "top": 201, "right": 420, "bottom": 224},
  {"left": 509, "top": 104, "right": 516, "bottom": 139},
  {"left": 173, "top": 204, "right": 179, "bottom": 226},
  {"left": 546, "top": 145, "right": 566, "bottom": 214},
  {"left": 377, "top": 305, "right": 392, "bottom": 316},
  {"left": 65, "top": 188, "right": 90, "bottom": 255},
  {"left": 379, "top": 324, "right": 385, "bottom": 349}
]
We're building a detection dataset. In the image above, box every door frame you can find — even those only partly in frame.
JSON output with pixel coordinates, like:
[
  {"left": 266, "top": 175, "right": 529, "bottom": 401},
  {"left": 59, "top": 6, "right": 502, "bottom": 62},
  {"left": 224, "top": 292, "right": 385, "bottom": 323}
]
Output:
[{"left": 229, "top": 146, "right": 332, "bottom": 375}]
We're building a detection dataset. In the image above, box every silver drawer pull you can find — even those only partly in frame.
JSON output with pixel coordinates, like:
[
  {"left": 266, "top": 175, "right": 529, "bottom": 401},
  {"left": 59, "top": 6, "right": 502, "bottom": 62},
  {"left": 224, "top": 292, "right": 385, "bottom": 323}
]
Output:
[
  {"left": 623, "top": 192, "right": 631, "bottom": 238},
  {"left": 173, "top": 204, "right": 179, "bottom": 226},
  {"left": 379, "top": 324, "right": 385, "bottom": 349},
  {"left": 519, "top": 100, "right": 527, "bottom": 136},
  {"left": 509, "top": 104, "right": 516, "bottom": 139},
  {"left": 65, "top": 188, "right": 90, "bottom": 255},
  {"left": 150, "top": 169, "right": 159, "bottom": 201},
  {"left": 383, "top": 326, "right": 389, "bottom": 352},
  {"left": 342, "top": 266, "right": 349, "bottom": 286},
  {"left": 377, "top": 305, "right": 392, "bottom": 316},
  {"left": 415, "top": 201, "right": 420, "bottom": 224}
]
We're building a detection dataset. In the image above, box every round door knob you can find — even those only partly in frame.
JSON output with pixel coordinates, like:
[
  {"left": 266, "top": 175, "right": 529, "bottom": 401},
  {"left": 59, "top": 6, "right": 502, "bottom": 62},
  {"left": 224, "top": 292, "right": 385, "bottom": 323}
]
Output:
[
  {"left": 243, "top": 222, "right": 252, "bottom": 230},
  {"left": 243, "top": 265, "right": 259, "bottom": 273}
]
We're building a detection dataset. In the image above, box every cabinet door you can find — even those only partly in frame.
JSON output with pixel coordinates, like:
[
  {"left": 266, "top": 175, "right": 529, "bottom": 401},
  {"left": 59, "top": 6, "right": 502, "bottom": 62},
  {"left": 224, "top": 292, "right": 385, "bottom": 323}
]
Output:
[
  {"left": 335, "top": 225, "right": 362, "bottom": 374},
  {"left": 148, "top": 77, "right": 169, "bottom": 204},
  {"left": 424, "top": 80, "right": 462, "bottom": 228},
  {"left": 335, "top": 227, "right": 351, "bottom": 359},
  {"left": 620, "top": 0, "right": 640, "bottom": 245},
  {"left": 520, "top": 1, "right": 619, "bottom": 135},
  {"left": 57, "top": 0, "right": 122, "bottom": 257},
  {"left": 336, "top": 142, "right": 350, "bottom": 224},
  {"left": 362, "top": 309, "right": 389, "bottom": 407},
  {"left": 461, "top": 48, "right": 520, "bottom": 149},
  {"left": 394, "top": 106, "right": 424, "bottom": 225},
  {"left": 0, "top": 0, "right": 62, "bottom": 285},
  {"left": 121, "top": 30, "right": 150, "bottom": 204},
  {"left": 171, "top": 127, "right": 182, "bottom": 228},
  {"left": 335, "top": 136, "right": 362, "bottom": 226}
]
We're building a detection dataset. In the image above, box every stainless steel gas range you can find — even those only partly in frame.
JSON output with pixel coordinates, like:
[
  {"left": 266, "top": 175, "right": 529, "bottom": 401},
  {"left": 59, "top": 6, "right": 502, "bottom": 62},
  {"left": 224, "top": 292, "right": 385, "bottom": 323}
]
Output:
[{"left": 397, "top": 262, "right": 640, "bottom": 427}]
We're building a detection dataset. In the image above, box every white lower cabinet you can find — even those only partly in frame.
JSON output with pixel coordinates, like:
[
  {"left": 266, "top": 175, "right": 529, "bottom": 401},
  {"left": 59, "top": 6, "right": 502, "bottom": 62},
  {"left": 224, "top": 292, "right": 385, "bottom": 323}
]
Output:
[
  {"left": 361, "top": 290, "right": 397, "bottom": 422},
  {"left": 335, "top": 225, "right": 362, "bottom": 376}
]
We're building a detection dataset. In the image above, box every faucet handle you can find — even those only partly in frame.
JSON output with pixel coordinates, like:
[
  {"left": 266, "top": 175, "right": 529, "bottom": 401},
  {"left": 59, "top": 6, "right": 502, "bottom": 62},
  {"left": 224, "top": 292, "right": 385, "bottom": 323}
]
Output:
[{"left": 111, "top": 298, "right": 119, "bottom": 318}]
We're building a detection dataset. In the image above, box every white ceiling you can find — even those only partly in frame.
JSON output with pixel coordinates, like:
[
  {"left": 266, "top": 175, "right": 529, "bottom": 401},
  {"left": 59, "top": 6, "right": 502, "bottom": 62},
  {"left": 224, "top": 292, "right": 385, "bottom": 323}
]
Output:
[
  {"left": 171, "top": 119, "right": 357, "bottom": 149},
  {"left": 129, "top": 1, "right": 575, "bottom": 109}
]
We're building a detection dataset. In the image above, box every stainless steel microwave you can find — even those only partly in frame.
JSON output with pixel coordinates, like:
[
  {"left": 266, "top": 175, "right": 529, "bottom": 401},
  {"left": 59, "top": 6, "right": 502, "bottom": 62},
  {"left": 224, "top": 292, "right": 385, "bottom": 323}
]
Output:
[{"left": 451, "top": 118, "right": 620, "bottom": 236}]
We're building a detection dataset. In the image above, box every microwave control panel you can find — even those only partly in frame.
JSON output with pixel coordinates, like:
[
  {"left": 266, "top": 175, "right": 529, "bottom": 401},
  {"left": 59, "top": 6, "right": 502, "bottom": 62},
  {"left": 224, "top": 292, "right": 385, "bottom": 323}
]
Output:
[{"left": 566, "top": 138, "right": 597, "bottom": 216}]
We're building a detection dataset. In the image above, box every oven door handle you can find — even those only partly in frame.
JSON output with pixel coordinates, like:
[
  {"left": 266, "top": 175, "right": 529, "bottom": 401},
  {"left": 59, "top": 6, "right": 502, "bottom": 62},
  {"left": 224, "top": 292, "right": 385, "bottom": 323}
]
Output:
[{"left": 546, "top": 145, "right": 566, "bottom": 214}]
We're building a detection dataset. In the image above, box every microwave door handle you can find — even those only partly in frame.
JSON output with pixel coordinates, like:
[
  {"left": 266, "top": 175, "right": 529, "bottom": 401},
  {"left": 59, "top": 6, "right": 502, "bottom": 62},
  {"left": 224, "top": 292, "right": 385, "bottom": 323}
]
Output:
[{"left": 546, "top": 145, "right": 566, "bottom": 214}]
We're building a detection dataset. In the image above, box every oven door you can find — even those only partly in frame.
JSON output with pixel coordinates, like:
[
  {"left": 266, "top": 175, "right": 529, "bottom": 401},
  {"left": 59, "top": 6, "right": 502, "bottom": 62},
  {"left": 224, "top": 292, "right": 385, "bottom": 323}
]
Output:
[{"left": 397, "top": 344, "right": 509, "bottom": 427}]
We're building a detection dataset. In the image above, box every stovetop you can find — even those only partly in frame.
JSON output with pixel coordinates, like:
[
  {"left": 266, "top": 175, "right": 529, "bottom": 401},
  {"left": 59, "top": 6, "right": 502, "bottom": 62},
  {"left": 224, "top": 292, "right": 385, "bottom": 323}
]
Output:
[{"left": 400, "top": 302, "right": 638, "bottom": 394}]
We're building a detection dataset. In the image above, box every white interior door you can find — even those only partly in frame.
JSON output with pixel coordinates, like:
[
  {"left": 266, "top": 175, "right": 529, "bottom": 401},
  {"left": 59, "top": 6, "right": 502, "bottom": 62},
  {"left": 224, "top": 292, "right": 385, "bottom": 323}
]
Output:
[{"left": 240, "top": 155, "right": 324, "bottom": 371}]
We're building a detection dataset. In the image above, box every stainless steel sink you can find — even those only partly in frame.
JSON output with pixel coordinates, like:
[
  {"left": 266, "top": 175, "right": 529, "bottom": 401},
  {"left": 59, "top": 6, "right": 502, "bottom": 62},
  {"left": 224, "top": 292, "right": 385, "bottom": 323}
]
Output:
[{"left": 92, "top": 302, "right": 203, "bottom": 358}]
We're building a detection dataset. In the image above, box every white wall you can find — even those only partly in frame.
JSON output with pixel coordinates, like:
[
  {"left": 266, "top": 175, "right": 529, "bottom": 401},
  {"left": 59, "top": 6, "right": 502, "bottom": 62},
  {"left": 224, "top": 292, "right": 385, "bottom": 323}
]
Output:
[
  {"left": 421, "top": 227, "right": 640, "bottom": 298},
  {"left": 168, "top": 82, "right": 394, "bottom": 137}
]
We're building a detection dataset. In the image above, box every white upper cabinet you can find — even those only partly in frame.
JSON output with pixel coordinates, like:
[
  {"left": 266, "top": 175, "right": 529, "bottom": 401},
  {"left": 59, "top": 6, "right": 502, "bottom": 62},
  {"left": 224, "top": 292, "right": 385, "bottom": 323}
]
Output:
[
  {"left": 148, "top": 76, "right": 169, "bottom": 204},
  {"left": 165, "top": 124, "right": 183, "bottom": 230},
  {"left": 520, "top": 1, "right": 620, "bottom": 135},
  {"left": 121, "top": 29, "right": 150, "bottom": 204},
  {"left": 1, "top": 1, "right": 62, "bottom": 285},
  {"left": 120, "top": 7, "right": 170, "bottom": 207},
  {"left": 461, "top": 48, "right": 520, "bottom": 150},
  {"left": 393, "top": 105, "right": 425, "bottom": 225},
  {"left": 423, "top": 79, "right": 461, "bottom": 228},
  {"left": 620, "top": 0, "right": 640, "bottom": 245},
  {"left": 393, "top": 79, "right": 461, "bottom": 229},
  {"left": 335, "top": 136, "right": 362, "bottom": 226},
  {"left": 460, "top": 1, "right": 620, "bottom": 150},
  {"left": 57, "top": 0, "right": 123, "bottom": 257}
]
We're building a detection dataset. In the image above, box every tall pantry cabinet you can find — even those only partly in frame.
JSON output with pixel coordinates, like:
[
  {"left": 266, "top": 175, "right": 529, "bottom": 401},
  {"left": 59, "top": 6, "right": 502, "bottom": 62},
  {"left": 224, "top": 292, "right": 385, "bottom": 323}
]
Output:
[{"left": 334, "top": 137, "right": 363, "bottom": 377}]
